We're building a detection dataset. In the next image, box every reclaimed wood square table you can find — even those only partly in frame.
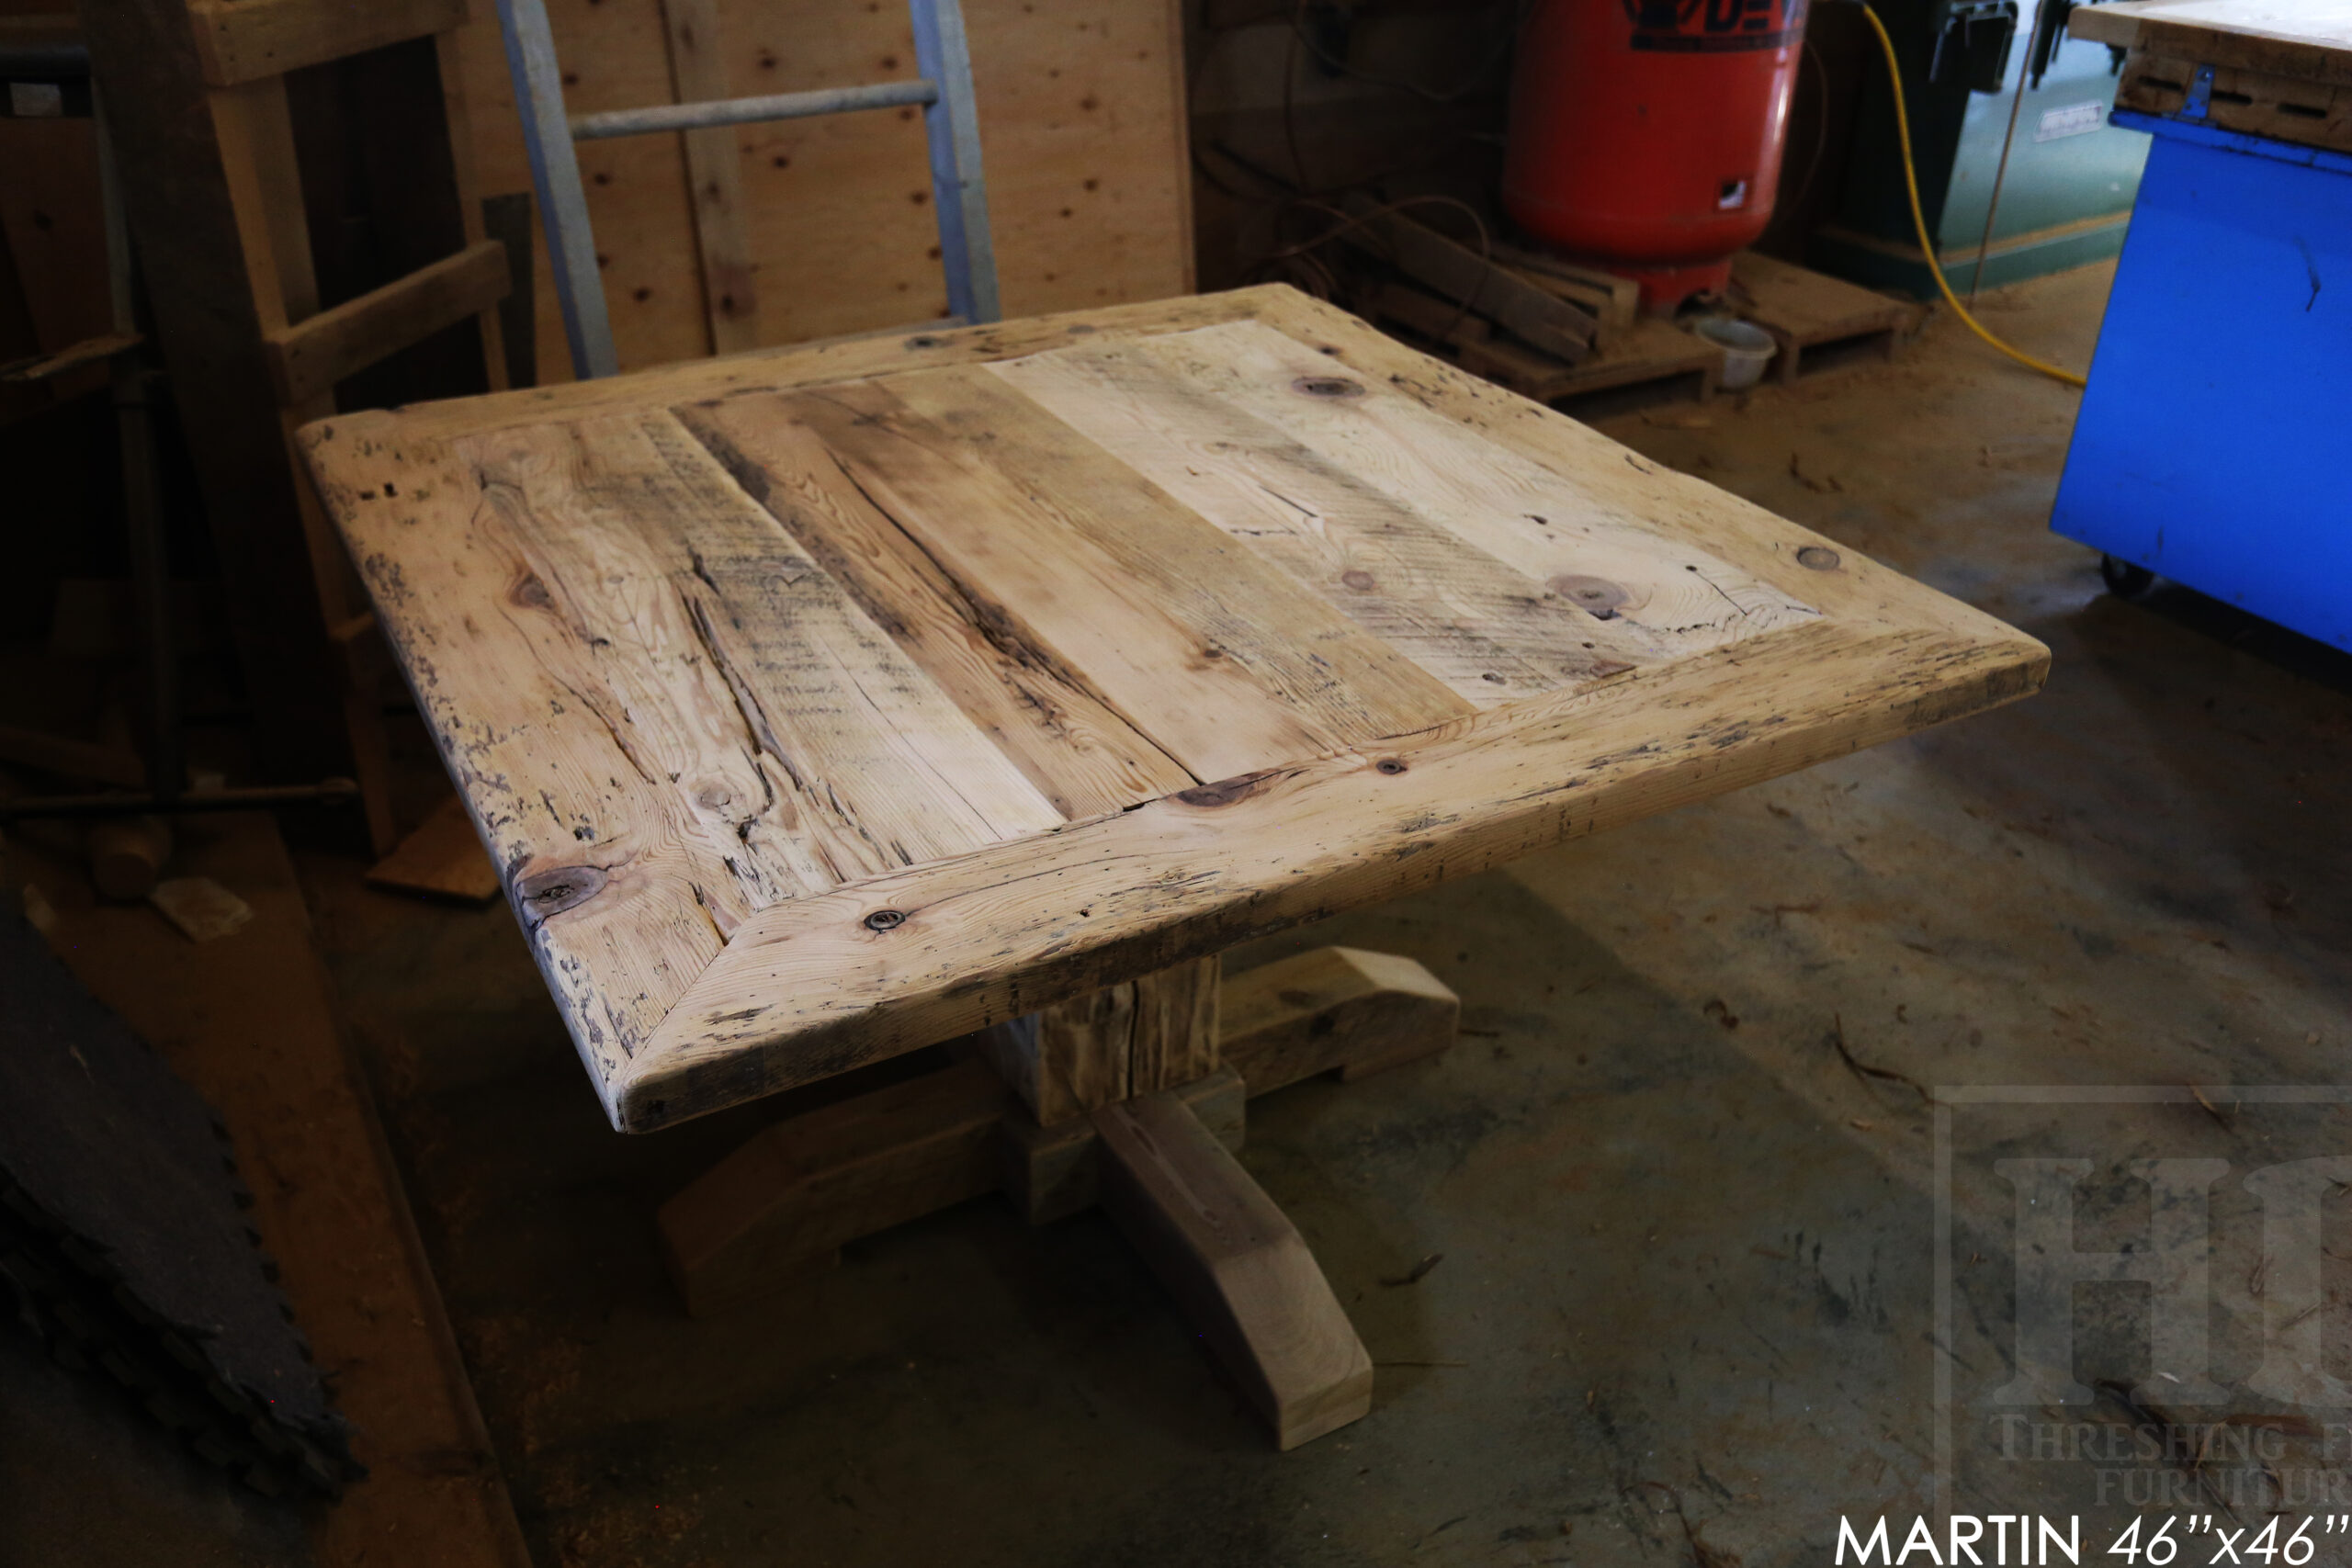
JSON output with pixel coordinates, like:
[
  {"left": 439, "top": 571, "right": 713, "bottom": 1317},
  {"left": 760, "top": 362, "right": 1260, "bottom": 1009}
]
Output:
[{"left": 301, "top": 285, "right": 2044, "bottom": 1450}]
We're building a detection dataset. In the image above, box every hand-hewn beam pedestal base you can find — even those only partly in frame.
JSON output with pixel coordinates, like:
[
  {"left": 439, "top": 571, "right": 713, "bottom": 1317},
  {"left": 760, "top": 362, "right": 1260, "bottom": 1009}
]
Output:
[{"left": 655, "top": 945, "right": 1456, "bottom": 1449}]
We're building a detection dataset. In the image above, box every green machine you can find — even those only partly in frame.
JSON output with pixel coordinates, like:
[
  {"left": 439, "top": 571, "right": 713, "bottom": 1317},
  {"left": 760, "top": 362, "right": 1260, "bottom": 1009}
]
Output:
[{"left": 1811, "top": 0, "right": 2153, "bottom": 296}]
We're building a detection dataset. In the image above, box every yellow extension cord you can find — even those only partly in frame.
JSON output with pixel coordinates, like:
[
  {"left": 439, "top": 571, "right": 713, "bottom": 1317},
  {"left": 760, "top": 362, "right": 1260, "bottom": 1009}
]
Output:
[{"left": 1854, "top": 1, "right": 2090, "bottom": 388}]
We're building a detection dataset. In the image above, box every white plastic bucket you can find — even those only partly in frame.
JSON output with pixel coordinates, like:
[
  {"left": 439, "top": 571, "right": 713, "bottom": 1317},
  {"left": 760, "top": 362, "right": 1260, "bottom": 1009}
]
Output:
[{"left": 1692, "top": 316, "right": 1778, "bottom": 389}]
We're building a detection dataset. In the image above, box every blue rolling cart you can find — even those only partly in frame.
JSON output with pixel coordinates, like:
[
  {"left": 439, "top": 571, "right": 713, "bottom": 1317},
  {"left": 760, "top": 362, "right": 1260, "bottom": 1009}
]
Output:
[{"left": 2051, "top": 6, "right": 2352, "bottom": 651}]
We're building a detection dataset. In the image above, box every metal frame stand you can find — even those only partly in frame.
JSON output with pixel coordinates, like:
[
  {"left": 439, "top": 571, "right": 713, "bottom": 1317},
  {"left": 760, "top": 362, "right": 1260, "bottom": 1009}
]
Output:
[{"left": 493, "top": 0, "right": 1001, "bottom": 381}]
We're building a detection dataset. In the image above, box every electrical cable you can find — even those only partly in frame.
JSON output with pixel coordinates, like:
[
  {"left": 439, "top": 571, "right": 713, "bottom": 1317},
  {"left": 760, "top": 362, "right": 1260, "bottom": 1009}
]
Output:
[{"left": 1852, "top": 0, "right": 2089, "bottom": 388}]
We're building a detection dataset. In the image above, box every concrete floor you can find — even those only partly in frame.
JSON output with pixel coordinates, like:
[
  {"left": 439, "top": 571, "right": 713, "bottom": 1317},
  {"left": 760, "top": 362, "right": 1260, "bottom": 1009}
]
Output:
[{"left": 274, "top": 261, "right": 2346, "bottom": 1565}]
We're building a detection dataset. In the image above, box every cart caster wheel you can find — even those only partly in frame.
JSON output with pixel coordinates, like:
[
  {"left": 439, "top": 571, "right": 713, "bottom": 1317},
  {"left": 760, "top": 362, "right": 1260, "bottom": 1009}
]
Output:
[{"left": 2099, "top": 554, "right": 2155, "bottom": 602}]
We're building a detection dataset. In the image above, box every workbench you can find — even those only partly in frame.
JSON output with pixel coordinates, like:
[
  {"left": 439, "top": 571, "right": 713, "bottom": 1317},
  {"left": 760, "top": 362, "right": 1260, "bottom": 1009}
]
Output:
[
  {"left": 2057, "top": 0, "right": 2352, "bottom": 650},
  {"left": 300, "top": 284, "right": 2043, "bottom": 1449}
]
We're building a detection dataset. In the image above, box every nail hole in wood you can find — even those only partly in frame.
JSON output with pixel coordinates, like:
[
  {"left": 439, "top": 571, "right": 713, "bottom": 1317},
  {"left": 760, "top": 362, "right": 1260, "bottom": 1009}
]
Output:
[
  {"left": 864, "top": 908, "right": 908, "bottom": 931},
  {"left": 1375, "top": 758, "right": 1408, "bottom": 775},
  {"left": 1797, "top": 546, "right": 1841, "bottom": 570}
]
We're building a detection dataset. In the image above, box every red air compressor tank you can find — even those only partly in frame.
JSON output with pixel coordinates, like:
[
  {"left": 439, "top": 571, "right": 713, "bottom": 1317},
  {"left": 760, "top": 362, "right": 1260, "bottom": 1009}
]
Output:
[{"left": 1503, "top": 0, "right": 1806, "bottom": 312}]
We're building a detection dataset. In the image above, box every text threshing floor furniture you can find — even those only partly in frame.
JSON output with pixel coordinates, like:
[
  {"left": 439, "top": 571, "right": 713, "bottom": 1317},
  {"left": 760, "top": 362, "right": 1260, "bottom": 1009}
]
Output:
[{"left": 297, "top": 283, "right": 2046, "bottom": 1450}]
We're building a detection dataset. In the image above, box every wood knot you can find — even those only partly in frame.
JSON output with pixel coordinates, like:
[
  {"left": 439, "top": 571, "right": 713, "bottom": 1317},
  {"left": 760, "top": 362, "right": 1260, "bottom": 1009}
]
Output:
[
  {"left": 509, "top": 571, "right": 552, "bottom": 610},
  {"left": 1547, "top": 574, "right": 1633, "bottom": 621},
  {"left": 1374, "top": 758, "right": 1408, "bottom": 775},
  {"left": 863, "top": 908, "right": 908, "bottom": 931},
  {"left": 1340, "top": 569, "right": 1376, "bottom": 592},
  {"left": 1290, "top": 376, "right": 1364, "bottom": 400},
  {"left": 1175, "top": 770, "right": 1278, "bottom": 807},
  {"left": 1796, "top": 545, "right": 1841, "bottom": 570},
  {"left": 515, "top": 864, "right": 606, "bottom": 920}
]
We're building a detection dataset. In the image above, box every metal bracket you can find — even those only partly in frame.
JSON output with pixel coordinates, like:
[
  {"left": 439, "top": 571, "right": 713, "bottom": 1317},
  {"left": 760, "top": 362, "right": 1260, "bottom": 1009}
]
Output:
[{"left": 2180, "top": 62, "right": 2215, "bottom": 120}]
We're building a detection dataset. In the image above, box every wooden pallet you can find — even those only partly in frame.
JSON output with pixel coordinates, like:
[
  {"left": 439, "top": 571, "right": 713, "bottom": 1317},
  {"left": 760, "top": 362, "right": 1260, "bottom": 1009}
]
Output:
[
  {"left": 1730, "top": 251, "right": 1919, "bottom": 385},
  {"left": 1367, "top": 250, "right": 1917, "bottom": 412},
  {"left": 1474, "top": 315, "right": 1724, "bottom": 408},
  {"left": 1365, "top": 282, "right": 1719, "bottom": 412}
]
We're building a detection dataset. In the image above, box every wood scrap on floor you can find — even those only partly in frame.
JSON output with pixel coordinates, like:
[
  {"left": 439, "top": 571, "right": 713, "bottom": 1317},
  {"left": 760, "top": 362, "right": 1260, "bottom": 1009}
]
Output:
[
  {"left": 1490, "top": 243, "right": 1640, "bottom": 343},
  {"left": 149, "top": 876, "right": 254, "bottom": 944},
  {"left": 1336, "top": 194, "right": 1596, "bottom": 364},
  {"left": 365, "top": 794, "right": 503, "bottom": 906}
]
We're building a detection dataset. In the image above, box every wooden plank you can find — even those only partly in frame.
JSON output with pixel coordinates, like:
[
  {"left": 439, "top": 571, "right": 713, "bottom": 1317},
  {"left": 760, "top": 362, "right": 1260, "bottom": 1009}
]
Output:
[
  {"left": 187, "top": 0, "right": 470, "bottom": 87},
  {"left": 1506, "top": 266, "right": 1633, "bottom": 337},
  {"left": 1730, "top": 251, "right": 1910, "bottom": 342},
  {"left": 625, "top": 615, "right": 2045, "bottom": 1131},
  {"left": 0, "top": 332, "right": 141, "bottom": 385},
  {"left": 978, "top": 955, "right": 1220, "bottom": 1125},
  {"left": 450, "top": 409, "right": 1060, "bottom": 896},
  {"left": 1339, "top": 194, "right": 1595, "bottom": 363},
  {"left": 1220, "top": 946, "right": 1456, "bottom": 1095},
  {"left": 1491, "top": 242, "right": 1641, "bottom": 335},
  {"left": 992, "top": 333, "right": 1657, "bottom": 705},
  {"left": 772, "top": 370, "right": 1470, "bottom": 779},
  {"left": 309, "top": 401, "right": 1060, "bottom": 1071},
  {"left": 1239, "top": 287, "right": 1921, "bottom": 599},
  {"left": 1111, "top": 321, "right": 1818, "bottom": 662},
  {"left": 447, "top": 0, "right": 1193, "bottom": 383},
  {"left": 265, "top": 239, "right": 510, "bottom": 405},
  {"left": 1364, "top": 277, "right": 1492, "bottom": 350},
  {"left": 312, "top": 423, "right": 731, "bottom": 1073},
  {"left": 1730, "top": 251, "right": 1915, "bottom": 384},
  {"left": 364, "top": 793, "right": 502, "bottom": 904},
  {"left": 2072, "top": 0, "right": 2352, "bottom": 86},
  {"left": 435, "top": 28, "right": 512, "bottom": 395},
  {"left": 2119, "top": 50, "right": 2352, "bottom": 152},
  {"left": 674, "top": 402, "right": 1193, "bottom": 817},
  {"left": 657, "top": 1055, "right": 1012, "bottom": 1317},
  {"left": 327, "top": 287, "right": 1275, "bottom": 442},
  {"left": 1091, "top": 1088, "right": 1374, "bottom": 1450},
  {"left": 1481, "top": 316, "right": 1719, "bottom": 406},
  {"left": 660, "top": 0, "right": 761, "bottom": 355}
]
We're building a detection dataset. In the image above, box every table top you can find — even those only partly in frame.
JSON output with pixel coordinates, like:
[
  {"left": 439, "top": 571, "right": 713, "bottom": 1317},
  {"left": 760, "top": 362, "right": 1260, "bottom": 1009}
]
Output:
[
  {"left": 2073, "top": 0, "right": 2352, "bottom": 84},
  {"left": 301, "top": 286, "right": 2045, "bottom": 1133}
]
